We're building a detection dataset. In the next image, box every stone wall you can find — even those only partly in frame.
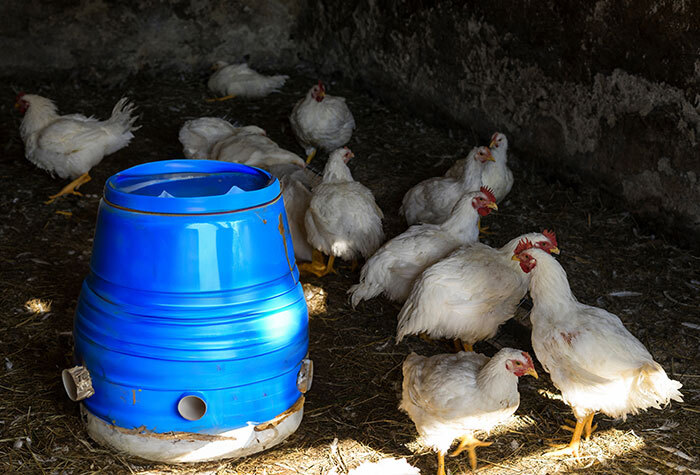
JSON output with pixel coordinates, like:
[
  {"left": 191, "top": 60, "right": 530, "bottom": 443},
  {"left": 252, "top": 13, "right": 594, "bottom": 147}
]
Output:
[
  {"left": 2, "top": 0, "right": 698, "bottom": 241},
  {"left": 301, "top": 0, "right": 700, "bottom": 243},
  {"left": 0, "top": 0, "right": 302, "bottom": 82}
]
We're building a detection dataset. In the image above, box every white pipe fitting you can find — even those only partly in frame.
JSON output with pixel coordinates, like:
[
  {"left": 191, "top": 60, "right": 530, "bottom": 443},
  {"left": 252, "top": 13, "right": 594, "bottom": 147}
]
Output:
[
  {"left": 62, "top": 366, "right": 95, "bottom": 401},
  {"left": 297, "top": 358, "right": 313, "bottom": 393}
]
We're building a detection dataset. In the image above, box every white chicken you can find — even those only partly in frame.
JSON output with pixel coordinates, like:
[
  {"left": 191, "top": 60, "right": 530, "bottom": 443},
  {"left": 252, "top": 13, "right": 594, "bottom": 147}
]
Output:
[
  {"left": 396, "top": 231, "right": 559, "bottom": 351},
  {"left": 289, "top": 81, "right": 355, "bottom": 164},
  {"left": 209, "top": 125, "right": 306, "bottom": 177},
  {"left": 512, "top": 241, "right": 683, "bottom": 457},
  {"left": 178, "top": 117, "right": 237, "bottom": 159},
  {"left": 281, "top": 175, "right": 314, "bottom": 263},
  {"left": 401, "top": 348, "right": 538, "bottom": 474},
  {"left": 300, "top": 147, "right": 384, "bottom": 277},
  {"left": 447, "top": 133, "right": 513, "bottom": 203},
  {"left": 348, "top": 187, "right": 497, "bottom": 308},
  {"left": 15, "top": 93, "right": 138, "bottom": 203},
  {"left": 400, "top": 146, "right": 495, "bottom": 226},
  {"left": 207, "top": 61, "right": 288, "bottom": 101}
]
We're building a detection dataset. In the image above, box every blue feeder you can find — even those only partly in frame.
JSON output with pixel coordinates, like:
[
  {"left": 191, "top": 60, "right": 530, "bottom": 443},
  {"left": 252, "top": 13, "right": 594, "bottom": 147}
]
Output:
[{"left": 62, "top": 160, "right": 312, "bottom": 462}]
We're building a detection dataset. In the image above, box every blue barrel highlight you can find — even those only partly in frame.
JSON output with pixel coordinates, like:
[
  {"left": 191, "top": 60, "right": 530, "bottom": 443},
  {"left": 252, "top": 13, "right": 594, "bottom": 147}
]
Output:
[{"left": 73, "top": 159, "right": 309, "bottom": 433}]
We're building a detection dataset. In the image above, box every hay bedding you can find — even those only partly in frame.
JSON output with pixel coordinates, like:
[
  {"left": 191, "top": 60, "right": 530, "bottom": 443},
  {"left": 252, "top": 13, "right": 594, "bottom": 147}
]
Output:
[{"left": 0, "top": 71, "right": 698, "bottom": 474}]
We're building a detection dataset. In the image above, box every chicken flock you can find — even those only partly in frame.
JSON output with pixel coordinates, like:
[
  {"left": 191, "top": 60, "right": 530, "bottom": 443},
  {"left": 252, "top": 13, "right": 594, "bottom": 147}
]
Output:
[{"left": 15, "top": 62, "right": 683, "bottom": 475}]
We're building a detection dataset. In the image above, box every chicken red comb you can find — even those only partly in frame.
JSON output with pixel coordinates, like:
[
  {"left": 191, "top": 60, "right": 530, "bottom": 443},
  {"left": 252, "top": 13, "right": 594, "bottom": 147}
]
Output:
[
  {"left": 479, "top": 186, "right": 496, "bottom": 203},
  {"left": 15, "top": 92, "right": 26, "bottom": 102},
  {"left": 521, "top": 351, "right": 534, "bottom": 367},
  {"left": 317, "top": 80, "right": 325, "bottom": 92},
  {"left": 542, "top": 229, "right": 558, "bottom": 247},
  {"left": 491, "top": 132, "right": 498, "bottom": 142},
  {"left": 514, "top": 238, "right": 534, "bottom": 256}
]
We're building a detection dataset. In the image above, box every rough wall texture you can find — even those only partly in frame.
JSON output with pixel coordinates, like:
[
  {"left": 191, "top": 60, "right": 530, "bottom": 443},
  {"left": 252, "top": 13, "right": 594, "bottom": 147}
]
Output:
[
  {"left": 0, "top": 0, "right": 302, "bottom": 82},
  {"left": 301, "top": 0, "right": 700, "bottom": 243},
  {"left": 2, "top": 0, "right": 699, "bottom": 242}
]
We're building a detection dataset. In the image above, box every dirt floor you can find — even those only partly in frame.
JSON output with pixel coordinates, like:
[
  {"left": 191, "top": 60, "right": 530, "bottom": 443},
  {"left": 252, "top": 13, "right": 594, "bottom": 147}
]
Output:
[{"left": 1, "top": 70, "right": 699, "bottom": 475}]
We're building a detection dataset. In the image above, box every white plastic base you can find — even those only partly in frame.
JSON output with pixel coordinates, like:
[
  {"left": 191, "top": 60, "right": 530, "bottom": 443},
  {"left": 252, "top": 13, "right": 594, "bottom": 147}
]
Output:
[{"left": 82, "top": 399, "right": 304, "bottom": 463}]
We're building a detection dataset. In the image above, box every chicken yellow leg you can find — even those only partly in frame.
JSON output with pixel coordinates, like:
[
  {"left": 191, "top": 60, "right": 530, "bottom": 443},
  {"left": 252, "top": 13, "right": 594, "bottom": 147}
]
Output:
[
  {"left": 299, "top": 250, "right": 337, "bottom": 277},
  {"left": 478, "top": 217, "right": 493, "bottom": 235},
  {"left": 546, "top": 416, "right": 585, "bottom": 457},
  {"left": 561, "top": 413, "right": 597, "bottom": 440},
  {"left": 205, "top": 94, "right": 236, "bottom": 102},
  {"left": 45, "top": 172, "right": 92, "bottom": 204},
  {"left": 450, "top": 434, "right": 492, "bottom": 470},
  {"left": 305, "top": 149, "right": 317, "bottom": 165},
  {"left": 437, "top": 450, "right": 445, "bottom": 475},
  {"left": 452, "top": 339, "right": 473, "bottom": 352}
]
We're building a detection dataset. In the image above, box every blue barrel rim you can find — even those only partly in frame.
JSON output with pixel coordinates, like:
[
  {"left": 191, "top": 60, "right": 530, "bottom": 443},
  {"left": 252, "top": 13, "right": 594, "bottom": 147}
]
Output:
[{"left": 104, "top": 159, "right": 280, "bottom": 214}]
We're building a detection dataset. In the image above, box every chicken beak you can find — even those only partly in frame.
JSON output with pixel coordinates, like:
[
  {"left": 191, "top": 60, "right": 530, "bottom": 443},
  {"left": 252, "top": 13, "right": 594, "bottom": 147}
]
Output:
[
  {"left": 489, "top": 139, "right": 496, "bottom": 148},
  {"left": 14, "top": 102, "right": 21, "bottom": 110},
  {"left": 319, "top": 91, "right": 325, "bottom": 99},
  {"left": 526, "top": 368, "right": 539, "bottom": 379},
  {"left": 550, "top": 247, "right": 560, "bottom": 255},
  {"left": 485, "top": 149, "right": 496, "bottom": 161},
  {"left": 486, "top": 202, "right": 498, "bottom": 210},
  {"left": 511, "top": 255, "right": 521, "bottom": 261}
]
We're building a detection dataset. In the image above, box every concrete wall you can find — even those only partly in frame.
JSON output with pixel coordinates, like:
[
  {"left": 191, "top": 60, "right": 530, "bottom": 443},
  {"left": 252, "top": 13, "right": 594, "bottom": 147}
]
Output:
[
  {"left": 301, "top": 0, "right": 700, "bottom": 242},
  {"left": 2, "top": 0, "right": 698, "bottom": 241},
  {"left": 0, "top": 0, "right": 302, "bottom": 82}
]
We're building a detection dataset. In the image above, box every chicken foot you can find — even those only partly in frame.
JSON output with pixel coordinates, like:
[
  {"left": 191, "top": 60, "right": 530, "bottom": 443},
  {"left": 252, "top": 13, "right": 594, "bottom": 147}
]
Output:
[
  {"left": 478, "top": 217, "right": 494, "bottom": 235},
  {"left": 450, "top": 434, "right": 493, "bottom": 470},
  {"left": 205, "top": 94, "right": 236, "bottom": 102},
  {"left": 545, "top": 414, "right": 590, "bottom": 457},
  {"left": 299, "top": 250, "right": 337, "bottom": 277},
  {"left": 562, "top": 413, "right": 597, "bottom": 440},
  {"left": 45, "top": 172, "right": 91, "bottom": 204}
]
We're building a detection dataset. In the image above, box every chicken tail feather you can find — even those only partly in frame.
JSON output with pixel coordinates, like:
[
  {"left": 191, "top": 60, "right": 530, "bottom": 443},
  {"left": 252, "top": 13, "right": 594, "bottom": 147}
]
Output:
[{"left": 634, "top": 362, "right": 684, "bottom": 411}]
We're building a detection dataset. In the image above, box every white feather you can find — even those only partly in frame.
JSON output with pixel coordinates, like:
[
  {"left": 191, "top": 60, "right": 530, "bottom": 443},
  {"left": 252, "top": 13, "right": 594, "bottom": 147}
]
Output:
[
  {"left": 178, "top": 117, "right": 237, "bottom": 159},
  {"left": 290, "top": 84, "right": 355, "bottom": 156},
  {"left": 396, "top": 232, "right": 553, "bottom": 345},
  {"left": 347, "top": 458, "right": 421, "bottom": 475},
  {"left": 209, "top": 126, "right": 306, "bottom": 172},
  {"left": 19, "top": 95, "right": 137, "bottom": 179},
  {"left": 445, "top": 133, "right": 513, "bottom": 203},
  {"left": 281, "top": 176, "right": 314, "bottom": 262},
  {"left": 304, "top": 149, "right": 383, "bottom": 261},
  {"left": 525, "top": 249, "right": 683, "bottom": 420},
  {"left": 400, "top": 147, "right": 491, "bottom": 225},
  {"left": 400, "top": 348, "right": 527, "bottom": 454},
  {"left": 348, "top": 190, "right": 485, "bottom": 308},
  {"left": 207, "top": 62, "right": 288, "bottom": 98}
]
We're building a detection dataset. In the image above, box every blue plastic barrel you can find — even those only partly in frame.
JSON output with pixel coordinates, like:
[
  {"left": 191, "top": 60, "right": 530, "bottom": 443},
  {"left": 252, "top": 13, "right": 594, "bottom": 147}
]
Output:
[{"left": 70, "top": 160, "right": 309, "bottom": 450}]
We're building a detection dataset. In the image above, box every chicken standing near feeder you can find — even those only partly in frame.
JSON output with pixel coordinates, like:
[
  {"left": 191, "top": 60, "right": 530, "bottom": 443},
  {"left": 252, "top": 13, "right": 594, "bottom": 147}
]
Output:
[
  {"left": 512, "top": 241, "right": 683, "bottom": 457},
  {"left": 401, "top": 348, "right": 538, "bottom": 474},
  {"left": 290, "top": 81, "right": 355, "bottom": 164},
  {"left": 301, "top": 147, "right": 384, "bottom": 277},
  {"left": 348, "top": 187, "right": 497, "bottom": 308},
  {"left": 15, "top": 93, "right": 138, "bottom": 203}
]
